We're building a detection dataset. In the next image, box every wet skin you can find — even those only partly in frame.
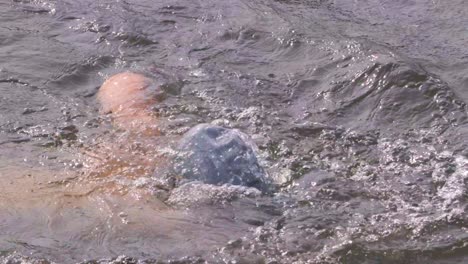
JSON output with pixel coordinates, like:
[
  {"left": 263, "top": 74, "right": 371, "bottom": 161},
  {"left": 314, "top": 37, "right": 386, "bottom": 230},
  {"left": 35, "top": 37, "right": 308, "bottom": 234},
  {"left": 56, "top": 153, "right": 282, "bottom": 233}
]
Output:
[{"left": 97, "top": 72, "right": 160, "bottom": 135}]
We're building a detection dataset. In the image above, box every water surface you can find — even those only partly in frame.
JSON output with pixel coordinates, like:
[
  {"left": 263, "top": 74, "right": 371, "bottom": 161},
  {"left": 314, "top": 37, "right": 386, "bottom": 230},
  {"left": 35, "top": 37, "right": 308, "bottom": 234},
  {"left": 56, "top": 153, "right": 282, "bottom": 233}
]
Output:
[{"left": 0, "top": 0, "right": 467, "bottom": 263}]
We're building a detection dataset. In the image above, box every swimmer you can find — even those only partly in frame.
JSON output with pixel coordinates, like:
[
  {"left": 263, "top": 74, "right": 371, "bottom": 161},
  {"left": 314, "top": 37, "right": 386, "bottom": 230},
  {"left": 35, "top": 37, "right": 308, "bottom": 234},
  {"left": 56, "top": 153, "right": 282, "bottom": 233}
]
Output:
[
  {"left": 76, "top": 72, "right": 167, "bottom": 189},
  {"left": 97, "top": 72, "right": 268, "bottom": 192},
  {"left": 97, "top": 72, "right": 161, "bottom": 135}
]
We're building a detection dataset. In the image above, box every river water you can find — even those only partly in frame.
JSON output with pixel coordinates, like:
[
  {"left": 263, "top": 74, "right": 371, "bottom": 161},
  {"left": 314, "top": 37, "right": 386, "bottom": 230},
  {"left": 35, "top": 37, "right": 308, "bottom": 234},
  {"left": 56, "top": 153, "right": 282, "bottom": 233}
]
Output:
[{"left": 0, "top": 0, "right": 467, "bottom": 263}]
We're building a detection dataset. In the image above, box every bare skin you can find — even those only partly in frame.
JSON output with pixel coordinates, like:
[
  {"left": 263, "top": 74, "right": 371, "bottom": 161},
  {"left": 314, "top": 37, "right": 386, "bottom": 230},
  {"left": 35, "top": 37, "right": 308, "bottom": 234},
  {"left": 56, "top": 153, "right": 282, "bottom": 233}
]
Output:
[
  {"left": 0, "top": 72, "right": 165, "bottom": 212},
  {"left": 78, "top": 72, "right": 168, "bottom": 187},
  {"left": 97, "top": 72, "right": 160, "bottom": 135}
]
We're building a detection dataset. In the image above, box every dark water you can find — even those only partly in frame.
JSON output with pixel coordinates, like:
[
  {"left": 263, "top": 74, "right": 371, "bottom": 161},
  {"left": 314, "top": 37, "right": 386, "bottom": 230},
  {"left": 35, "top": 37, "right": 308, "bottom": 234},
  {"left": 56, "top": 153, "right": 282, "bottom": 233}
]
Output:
[{"left": 0, "top": 0, "right": 467, "bottom": 263}]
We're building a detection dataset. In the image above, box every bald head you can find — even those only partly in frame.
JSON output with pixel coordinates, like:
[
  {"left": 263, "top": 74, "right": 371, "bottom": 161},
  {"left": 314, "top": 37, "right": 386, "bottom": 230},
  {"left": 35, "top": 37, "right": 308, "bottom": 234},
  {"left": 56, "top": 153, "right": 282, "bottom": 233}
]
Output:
[
  {"left": 98, "top": 72, "right": 155, "bottom": 114},
  {"left": 97, "top": 72, "right": 159, "bottom": 133}
]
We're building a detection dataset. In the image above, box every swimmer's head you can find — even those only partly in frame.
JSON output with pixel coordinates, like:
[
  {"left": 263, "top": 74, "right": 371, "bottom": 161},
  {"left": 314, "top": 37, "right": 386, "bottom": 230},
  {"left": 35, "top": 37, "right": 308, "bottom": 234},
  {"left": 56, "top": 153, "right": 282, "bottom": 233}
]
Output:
[
  {"left": 97, "top": 72, "right": 160, "bottom": 133},
  {"left": 98, "top": 72, "right": 156, "bottom": 114}
]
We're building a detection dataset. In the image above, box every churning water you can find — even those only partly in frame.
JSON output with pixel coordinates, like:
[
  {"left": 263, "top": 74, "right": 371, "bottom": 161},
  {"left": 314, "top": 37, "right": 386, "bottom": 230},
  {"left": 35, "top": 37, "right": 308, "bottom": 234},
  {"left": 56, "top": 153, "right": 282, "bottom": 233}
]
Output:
[{"left": 0, "top": 0, "right": 467, "bottom": 263}]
